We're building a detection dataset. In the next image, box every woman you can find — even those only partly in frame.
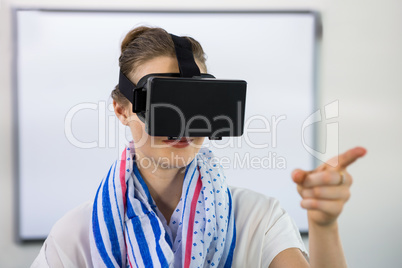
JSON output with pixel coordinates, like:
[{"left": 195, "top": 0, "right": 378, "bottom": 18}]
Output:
[{"left": 32, "top": 26, "right": 366, "bottom": 268}]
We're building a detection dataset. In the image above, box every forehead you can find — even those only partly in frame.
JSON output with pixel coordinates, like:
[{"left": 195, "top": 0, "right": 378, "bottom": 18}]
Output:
[{"left": 129, "top": 56, "right": 180, "bottom": 85}]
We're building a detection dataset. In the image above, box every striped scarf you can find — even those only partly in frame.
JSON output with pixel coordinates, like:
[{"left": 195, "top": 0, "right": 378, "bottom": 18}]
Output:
[{"left": 90, "top": 142, "right": 236, "bottom": 267}]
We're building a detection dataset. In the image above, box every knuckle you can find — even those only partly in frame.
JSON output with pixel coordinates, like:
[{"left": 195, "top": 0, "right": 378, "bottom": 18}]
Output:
[
  {"left": 323, "top": 171, "right": 332, "bottom": 184},
  {"left": 328, "top": 202, "right": 342, "bottom": 216},
  {"left": 345, "top": 190, "right": 351, "bottom": 201},
  {"left": 313, "top": 187, "right": 322, "bottom": 197},
  {"left": 349, "top": 175, "right": 353, "bottom": 186},
  {"left": 305, "top": 174, "right": 313, "bottom": 185},
  {"left": 336, "top": 203, "right": 344, "bottom": 215},
  {"left": 311, "top": 199, "right": 320, "bottom": 209}
]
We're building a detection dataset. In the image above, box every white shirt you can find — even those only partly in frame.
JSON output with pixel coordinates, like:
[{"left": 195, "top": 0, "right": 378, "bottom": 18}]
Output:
[{"left": 31, "top": 186, "right": 308, "bottom": 268}]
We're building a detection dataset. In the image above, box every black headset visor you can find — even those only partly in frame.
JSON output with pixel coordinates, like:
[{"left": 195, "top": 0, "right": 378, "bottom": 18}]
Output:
[{"left": 117, "top": 34, "right": 247, "bottom": 140}]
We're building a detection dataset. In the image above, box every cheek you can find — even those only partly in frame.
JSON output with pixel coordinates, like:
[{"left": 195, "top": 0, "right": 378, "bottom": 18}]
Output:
[
  {"left": 126, "top": 117, "right": 165, "bottom": 158},
  {"left": 192, "top": 137, "right": 205, "bottom": 149},
  {"left": 127, "top": 115, "right": 149, "bottom": 145}
]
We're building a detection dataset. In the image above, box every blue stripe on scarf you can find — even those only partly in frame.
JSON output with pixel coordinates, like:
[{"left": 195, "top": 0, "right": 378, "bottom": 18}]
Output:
[
  {"left": 133, "top": 162, "right": 155, "bottom": 207},
  {"left": 102, "top": 162, "right": 123, "bottom": 267},
  {"left": 165, "top": 232, "right": 173, "bottom": 249},
  {"left": 92, "top": 172, "right": 115, "bottom": 267},
  {"left": 127, "top": 198, "right": 154, "bottom": 267},
  {"left": 224, "top": 189, "right": 236, "bottom": 268},
  {"left": 183, "top": 158, "right": 194, "bottom": 180},
  {"left": 133, "top": 161, "right": 173, "bottom": 250},
  {"left": 125, "top": 224, "right": 139, "bottom": 268},
  {"left": 138, "top": 202, "right": 169, "bottom": 267}
]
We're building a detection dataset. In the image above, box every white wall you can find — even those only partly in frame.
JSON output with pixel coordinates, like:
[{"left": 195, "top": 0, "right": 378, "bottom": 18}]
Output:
[{"left": 1, "top": 0, "right": 401, "bottom": 267}]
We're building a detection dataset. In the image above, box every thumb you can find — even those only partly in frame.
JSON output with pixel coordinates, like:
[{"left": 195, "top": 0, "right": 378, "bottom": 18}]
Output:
[{"left": 292, "top": 169, "right": 308, "bottom": 184}]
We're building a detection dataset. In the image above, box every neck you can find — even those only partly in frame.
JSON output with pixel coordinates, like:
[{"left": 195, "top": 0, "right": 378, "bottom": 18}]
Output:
[{"left": 135, "top": 151, "right": 187, "bottom": 223}]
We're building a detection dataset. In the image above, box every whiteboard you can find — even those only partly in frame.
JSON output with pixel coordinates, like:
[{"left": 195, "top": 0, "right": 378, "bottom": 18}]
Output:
[{"left": 15, "top": 10, "right": 318, "bottom": 240}]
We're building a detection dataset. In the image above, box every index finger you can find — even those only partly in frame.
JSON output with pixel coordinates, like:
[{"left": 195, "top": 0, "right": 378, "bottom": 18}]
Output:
[{"left": 326, "top": 147, "right": 367, "bottom": 169}]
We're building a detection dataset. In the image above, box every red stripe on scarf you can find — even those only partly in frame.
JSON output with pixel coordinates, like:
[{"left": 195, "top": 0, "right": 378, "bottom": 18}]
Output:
[
  {"left": 121, "top": 149, "right": 132, "bottom": 268},
  {"left": 184, "top": 169, "right": 202, "bottom": 268},
  {"left": 127, "top": 251, "right": 133, "bottom": 268},
  {"left": 120, "top": 149, "right": 127, "bottom": 210}
]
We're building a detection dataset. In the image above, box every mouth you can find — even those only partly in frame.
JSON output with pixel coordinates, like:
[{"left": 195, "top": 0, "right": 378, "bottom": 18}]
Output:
[{"left": 162, "top": 137, "right": 194, "bottom": 148}]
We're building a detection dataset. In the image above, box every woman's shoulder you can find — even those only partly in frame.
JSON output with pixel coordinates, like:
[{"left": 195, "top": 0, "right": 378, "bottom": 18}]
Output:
[
  {"left": 229, "top": 185, "right": 284, "bottom": 219},
  {"left": 32, "top": 201, "right": 93, "bottom": 267},
  {"left": 228, "top": 185, "right": 298, "bottom": 240},
  {"left": 229, "top": 185, "right": 278, "bottom": 202},
  {"left": 50, "top": 200, "right": 92, "bottom": 240},
  {"left": 228, "top": 186, "right": 307, "bottom": 268}
]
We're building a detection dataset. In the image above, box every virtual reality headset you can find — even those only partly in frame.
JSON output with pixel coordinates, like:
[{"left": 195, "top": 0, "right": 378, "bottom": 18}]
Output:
[{"left": 118, "top": 34, "right": 247, "bottom": 140}]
